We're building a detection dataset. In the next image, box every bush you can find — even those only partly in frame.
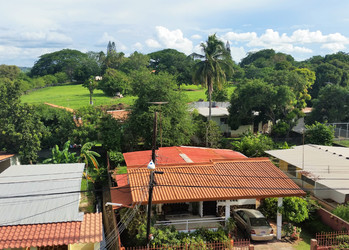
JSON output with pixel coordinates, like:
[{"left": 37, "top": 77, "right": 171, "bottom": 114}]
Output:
[
  {"left": 305, "top": 121, "right": 334, "bottom": 145},
  {"left": 231, "top": 132, "right": 274, "bottom": 157},
  {"left": 332, "top": 203, "right": 349, "bottom": 222}
]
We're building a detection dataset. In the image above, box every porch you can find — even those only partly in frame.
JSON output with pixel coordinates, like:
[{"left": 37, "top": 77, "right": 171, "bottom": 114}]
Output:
[{"left": 155, "top": 214, "right": 225, "bottom": 232}]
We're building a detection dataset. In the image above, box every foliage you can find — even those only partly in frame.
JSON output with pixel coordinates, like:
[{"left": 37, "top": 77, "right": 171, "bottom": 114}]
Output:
[
  {"left": 98, "top": 114, "right": 123, "bottom": 151},
  {"left": 305, "top": 122, "right": 334, "bottom": 145},
  {"left": 191, "top": 112, "right": 222, "bottom": 148},
  {"left": 120, "top": 51, "right": 150, "bottom": 74},
  {"left": 260, "top": 197, "right": 309, "bottom": 223},
  {"left": 0, "top": 79, "right": 44, "bottom": 164},
  {"left": 272, "top": 121, "right": 291, "bottom": 137},
  {"left": 332, "top": 203, "right": 349, "bottom": 222},
  {"left": 193, "top": 34, "right": 233, "bottom": 122},
  {"left": 43, "top": 141, "right": 77, "bottom": 164},
  {"left": 282, "top": 222, "right": 301, "bottom": 240},
  {"left": 35, "top": 104, "right": 76, "bottom": 149},
  {"left": 149, "top": 48, "right": 194, "bottom": 86},
  {"left": 0, "top": 64, "right": 21, "bottom": 81},
  {"left": 78, "top": 141, "right": 100, "bottom": 170},
  {"left": 231, "top": 132, "right": 274, "bottom": 157},
  {"left": 228, "top": 79, "right": 295, "bottom": 129},
  {"left": 240, "top": 49, "right": 295, "bottom": 68},
  {"left": 82, "top": 76, "right": 99, "bottom": 105},
  {"left": 308, "top": 84, "right": 349, "bottom": 123},
  {"left": 98, "top": 68, "right": 130, "bottom": 96},
  {"left": 206, "top": 84, "right": 229, "bottom": 102},
  {"left": 30, "top": 49, "right": 90, "bottom": 80},
  {"left": 127, "top": 71, "right": 194, "bottom": 149},
  {"left": 108, "top": 150, "right": 124, "bottom": 166}
]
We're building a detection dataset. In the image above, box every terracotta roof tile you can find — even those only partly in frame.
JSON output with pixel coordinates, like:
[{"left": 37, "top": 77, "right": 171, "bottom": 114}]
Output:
[
  {"left": 113, "top": 173, "right": 128, "bottom": 187},
  {"left": 0, "top": 213, "right": 102, "bottom": 249},
  {"left": 110, "top": 185, "right": 133, "bottom": 209},
  {"left": 107, "top": 110, "right": 129, "bottom": 121},
  {"left": 127, "top": 158, "right": 305, "bottom": 204},
  {"left": 0, "top": 153, "right": 14, "bottom": 162},
  {"left": 124, "top": 146, "right": 246, "bottom": 167}
]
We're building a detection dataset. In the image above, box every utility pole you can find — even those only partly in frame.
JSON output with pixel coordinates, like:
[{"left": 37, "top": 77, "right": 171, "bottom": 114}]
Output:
[{"left": 146, "top": 112, "right": 157, "bottom": 246}]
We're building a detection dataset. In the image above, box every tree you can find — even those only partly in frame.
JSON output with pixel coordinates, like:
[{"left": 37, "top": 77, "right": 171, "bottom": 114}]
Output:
[
  {"left": 83, "top": 76, "right": 98, "bottom": 105},
  {"left": 305, "top": 122, "right": 334, "bottom": 145},
  {"left": 308, "top": 84, "right": 349, "bottom": 123},
  {"left": 120, "top": 51, "right": 150, "bottom": 74},
  {"left": 98, "top": 68, "right": 130, "bottom": 96},
  {"left": 43, "top": 141, "right": 77, "bottom": 164},
  {"left": 30, "top": 49, "right": 89, "bottom": 81},
  {"left": 193, "top": 34, "right": 233, "bottom": 122},
  {"left": 0, "top": 79, "right": 44, "bottom": 163},
  {"left": 231, "top": 132, "right": 275, "bottom": 157},
  {"left": 127, "top": 71, "right": 194, "bottom": 149},
  {"left": 0, "top": 64, "right": 21, "bottom": 81},
  {"left": 148, "top": 49, "right": 194, "bottom": 87},
  {"left": 228, "top": 79, "right": 295, "bottom": 129}
]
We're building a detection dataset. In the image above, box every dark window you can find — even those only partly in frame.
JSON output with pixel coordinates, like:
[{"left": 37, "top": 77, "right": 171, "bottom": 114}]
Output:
[
  {"left": 288, "top": 164, "right": 297, "bottom": 177},
  {"left": 220, "top": 117, "right": 228, "bottom": 125},
  {"left": 250, "top": 218, "right": 270, "bottom": 227},
  {"left": 301, "top": 175, "right": 315, "bottom": 186}
]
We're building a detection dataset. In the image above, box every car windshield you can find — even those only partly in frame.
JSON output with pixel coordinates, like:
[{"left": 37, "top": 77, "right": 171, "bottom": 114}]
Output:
[{"left": 250, "top": 218, "right": 270, "bottom": 227}]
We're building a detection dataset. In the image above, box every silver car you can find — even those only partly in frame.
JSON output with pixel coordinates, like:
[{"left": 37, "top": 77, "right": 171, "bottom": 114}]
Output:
[{"left": 233, "top": 209, "right": 274, "bottom": 241}]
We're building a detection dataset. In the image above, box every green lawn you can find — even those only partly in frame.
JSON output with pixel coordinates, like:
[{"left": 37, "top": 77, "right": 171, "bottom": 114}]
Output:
[
  {"left": 21, "top": 83, "right": 235, "bottom": 109},
  {"left": 21, "top": 84, "right": 137, "bottom": 109},
  {"left": 334, "top": 140, "right": 349, "bottom": 147}
]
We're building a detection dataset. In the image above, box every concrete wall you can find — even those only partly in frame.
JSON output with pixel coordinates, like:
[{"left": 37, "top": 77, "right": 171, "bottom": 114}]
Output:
[
  {"left": 0, "top": 159, "right": 10, "bottom": 173},
  {"left": 315, "top": 183, "right": 346, "bottom": 204},
  {"left": 69, "top": 242, "right": 100, "bottom": 250}
]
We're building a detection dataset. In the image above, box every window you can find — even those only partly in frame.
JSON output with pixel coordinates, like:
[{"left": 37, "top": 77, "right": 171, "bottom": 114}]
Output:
[
  {"left": 220, "top": 117, "right": 228, "bottom": 125},
  {"left": 288, "top": 164, "right": 297, "bottom": 177}
]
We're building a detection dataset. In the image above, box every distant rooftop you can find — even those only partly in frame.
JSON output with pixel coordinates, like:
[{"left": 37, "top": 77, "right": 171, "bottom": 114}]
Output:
[{"left": 123, "top": 146, "right": 247, "bottom": 167}]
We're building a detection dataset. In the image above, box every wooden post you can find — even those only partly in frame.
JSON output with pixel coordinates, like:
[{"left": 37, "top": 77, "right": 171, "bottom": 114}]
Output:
[{"left": 310, "top": 239, "right": 317, "bottom": 250}]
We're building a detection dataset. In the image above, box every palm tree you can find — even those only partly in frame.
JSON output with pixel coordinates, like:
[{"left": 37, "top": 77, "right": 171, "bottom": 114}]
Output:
[
  {"left": 192, "top": 34, "right": 233, "bottom": 146},
  {"left": 193, "top": 34, "right": 233, "bottom": 121}
]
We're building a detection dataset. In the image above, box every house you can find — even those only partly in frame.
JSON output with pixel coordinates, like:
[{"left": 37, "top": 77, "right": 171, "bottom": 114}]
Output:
[
  {"left": 190, "top": 102, "right": 271, "bottom": 137},
  {"left": 266, "top": 144, "right": 349, "bottom": 204},
  {"left": 110, "top": 147, "right": 305, "bottom": 240},
  {"left": 0, "top": 152, "right": 14, "bottom": 173},
  {"left": 0, "top": 163, "right": 103, "bottom": 249}
]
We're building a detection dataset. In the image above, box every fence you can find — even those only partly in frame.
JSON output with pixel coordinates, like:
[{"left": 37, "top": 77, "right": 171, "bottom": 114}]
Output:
[
  {"left": 154, "top": 217, "right": 226, "bottom": 232},
  {"left": 123, "top": 239, "right": 250, "bottom": 250},
  {"left": 328, "top": 123, "right": 349, "bottom": 139},
  {"left": 315, "top": 231, "right": 349, "bottom": 249}
]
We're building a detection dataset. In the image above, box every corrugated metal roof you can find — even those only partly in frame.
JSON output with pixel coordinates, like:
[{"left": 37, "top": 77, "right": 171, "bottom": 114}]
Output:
[
  {"left": 124, "top": 146, "right": 246, "bottom": 167},
  {"left": 0, "top": 213, "right": 102, "bottom": 248},
  {"left": 127, "top": 158, "right": 305, "bottom": 204},
  {"left": 0, "top": 164, "right": 84, "bottom": 226}
]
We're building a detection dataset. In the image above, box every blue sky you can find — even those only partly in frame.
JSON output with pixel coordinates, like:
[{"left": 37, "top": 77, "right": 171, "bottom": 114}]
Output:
[{"left": 1, "top": 0, "right": 349, "bottom": 67}]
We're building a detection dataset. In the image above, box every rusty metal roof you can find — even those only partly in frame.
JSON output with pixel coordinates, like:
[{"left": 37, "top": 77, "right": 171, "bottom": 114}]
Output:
[
  {"left": 127, "top": 158, "right": 305, "bottom": 204},
  {"left": 124, "top": 146, "right": 246, "bottom": 167},
  {"left": 0, "top": 213, "right": 102, "bottom": 249}
]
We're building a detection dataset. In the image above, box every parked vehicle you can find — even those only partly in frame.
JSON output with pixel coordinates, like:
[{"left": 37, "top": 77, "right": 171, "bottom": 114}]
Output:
[{"left": 233, "top": 209, "right": 274, "bottom": 241}]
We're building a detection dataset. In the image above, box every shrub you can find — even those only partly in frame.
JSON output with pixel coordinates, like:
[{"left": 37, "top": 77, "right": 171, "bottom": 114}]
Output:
[{"left": 332, "top": 203, "right": 349, "bottom": 222}]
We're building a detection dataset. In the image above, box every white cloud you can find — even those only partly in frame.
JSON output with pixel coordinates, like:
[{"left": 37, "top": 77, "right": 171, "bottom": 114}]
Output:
[
  {"left": 145, "top": 39, "right": 161, "bottom": 48},
  {"left": 154, "top": 26, "right": 193, "bottom": 54},
  {"left": 229, "top": 46, "right": 247, "bottom": 63},
  {"left": 191, "top": 34, "right": 202, "bottom": 40},
  {"left": 321, "top": 43, "right": 346, "bottom": 51},
  {"left": 133, "top": 42, "right": 143, "bottom": 51},
  {"left": 223, "top": 32, "right": 257, "bottom": 42},
  {"left": 97, "top": 32, "right": 116, "bottom": 45}
]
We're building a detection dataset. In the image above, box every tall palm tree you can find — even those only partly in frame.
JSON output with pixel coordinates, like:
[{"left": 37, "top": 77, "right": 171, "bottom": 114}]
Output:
[
  {"left": 193, "top": 34, "right": 233, "bottom": 121},
  {"left": 192, "top": 34, "right": 233, "bottom": 146}
]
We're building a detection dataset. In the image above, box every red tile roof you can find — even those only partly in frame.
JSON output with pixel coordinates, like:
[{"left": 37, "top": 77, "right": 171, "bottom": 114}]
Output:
[
  {"left": 124, "top": 146, "right": 246, "bottom": 167},
  {"left": 0, "top": 153, "right": 14, "bottom": 162},
  {"left": 0, "top": 213, "right": 102, "bottom": 249},
  {"left": 114, "top": 174, "right": 128, "bottom": 187},
  {"left": 107, "top": 110, "right": 129, "bottom": 121},
  {"left": 110, "top": 185, "right": 133, "bottom": 209},
  {"left": 127, "top": 158, "right": 305, "bottom": 204}
]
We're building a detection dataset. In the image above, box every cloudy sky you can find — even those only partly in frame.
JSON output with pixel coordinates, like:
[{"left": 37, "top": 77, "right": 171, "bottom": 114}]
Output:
[{"left": 1, "top": 0, "right": 349, "bottom": 67}]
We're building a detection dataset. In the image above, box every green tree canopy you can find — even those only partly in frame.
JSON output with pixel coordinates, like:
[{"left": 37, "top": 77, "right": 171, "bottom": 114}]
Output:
[
  {"left": 148, "top": 48, "right": 194, "bottom": 86},
  {"left": 0, "top": 79, "right": 44, "bottom": 163},
  {"left": 127, "top": 71, "right": 194, "bottom": 149},
  {"left": 305, "top": 122, "right": 334, "bottom": 145},
  {"left": 99, "top": 68, "right": 130, "bottom": 96}
]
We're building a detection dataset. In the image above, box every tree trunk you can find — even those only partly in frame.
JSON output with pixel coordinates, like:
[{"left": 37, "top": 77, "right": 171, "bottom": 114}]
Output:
[
  {"left": 89, "top": 91, "right": 93, "bottom": 105},
  {"left": 206, "top": 88, "right": 212, "bottom": 147}
]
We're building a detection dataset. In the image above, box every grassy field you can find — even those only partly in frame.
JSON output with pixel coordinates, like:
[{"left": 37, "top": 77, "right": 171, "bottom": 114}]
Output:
[
  {"left": 334, "top": 139, "right": 349, "bottom": 147},
  {"left": 21, "top": 83, "right": 235, "bottom": 109}
]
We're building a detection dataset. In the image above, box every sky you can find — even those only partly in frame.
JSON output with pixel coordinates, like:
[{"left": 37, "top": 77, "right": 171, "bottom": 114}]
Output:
[{"left": 1, "top": 0, "right": 349, "bottom": 67}]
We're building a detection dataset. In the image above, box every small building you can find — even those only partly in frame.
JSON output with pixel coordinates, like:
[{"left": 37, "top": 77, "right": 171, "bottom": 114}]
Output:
[
  {"left": 110, "top": 147, "right": 304, "bottom": 240},
  {"left": 266, "top": 144, "right": 349, "bottom": 204},
  {"left": 0, "top": 163, "right": 103, "bottom": 249},
  {"left": 190, "top": 102, "right": 271, "bottom": 137}
]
